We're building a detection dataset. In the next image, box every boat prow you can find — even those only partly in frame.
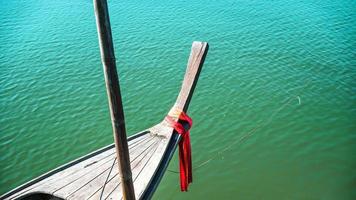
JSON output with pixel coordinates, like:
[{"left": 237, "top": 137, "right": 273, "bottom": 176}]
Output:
[{"left": 0, "top": 41, "right": 209, "bottom": 200}]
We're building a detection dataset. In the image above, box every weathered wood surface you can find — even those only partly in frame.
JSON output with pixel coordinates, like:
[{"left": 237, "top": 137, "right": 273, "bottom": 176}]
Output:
[
  {"left": 173, "top": 41, "right": 209, "bottom": 113},
  {"left": 0, "top": 41, "right": 209, "bottom": 200},
  {"left": 1, "top": 132, "right": 165, "bottom": 200}
]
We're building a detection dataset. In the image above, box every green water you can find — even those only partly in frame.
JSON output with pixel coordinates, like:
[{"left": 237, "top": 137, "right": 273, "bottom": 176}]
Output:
[{"left": 1, "top": 0, "right": 355, "bottom": 199}]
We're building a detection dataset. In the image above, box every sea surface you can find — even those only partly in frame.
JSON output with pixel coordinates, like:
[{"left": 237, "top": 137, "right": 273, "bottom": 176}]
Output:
[{"left": 0, "top": 0, "right": 355, "bottom": 199}]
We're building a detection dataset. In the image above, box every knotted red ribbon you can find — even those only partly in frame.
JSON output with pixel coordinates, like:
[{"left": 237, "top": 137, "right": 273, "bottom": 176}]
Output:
[{"left": 165, "top": 111, "right": 193, "bottom": 192}]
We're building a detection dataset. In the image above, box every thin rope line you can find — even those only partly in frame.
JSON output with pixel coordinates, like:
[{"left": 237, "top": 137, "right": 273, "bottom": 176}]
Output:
[
  {"left": 100, "top": 157, "right": 117, "bottom": 200},
  {"left": 167, "top": 97, "right": 293, "bottom": 174},
  {"left": 168, "top": 80, "right": 311, "bottom": 173}
]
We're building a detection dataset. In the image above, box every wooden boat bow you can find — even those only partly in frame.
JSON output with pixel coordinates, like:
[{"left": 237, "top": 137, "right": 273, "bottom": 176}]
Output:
[
  {"left": 0, "top": 41, "right": 209, "bottom": 200},
  {"left": 1, "top": 1, "right": 209, "bottom": 199}
]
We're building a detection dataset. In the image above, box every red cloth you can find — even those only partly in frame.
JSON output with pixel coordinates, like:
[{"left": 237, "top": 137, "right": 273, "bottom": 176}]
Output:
[{"left": 165, "top": 111, "right": 193, "bottom": 191}]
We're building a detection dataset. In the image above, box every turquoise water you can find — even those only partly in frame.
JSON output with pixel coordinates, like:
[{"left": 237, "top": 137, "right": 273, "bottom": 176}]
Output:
[{"left": 1, "top": 0, "right": 355, "bottom": 199}]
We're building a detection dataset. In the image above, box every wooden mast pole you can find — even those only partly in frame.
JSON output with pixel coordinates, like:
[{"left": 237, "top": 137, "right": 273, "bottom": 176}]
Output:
[{"left": 93, "top": 0, "right": 135, "bottom": 199}]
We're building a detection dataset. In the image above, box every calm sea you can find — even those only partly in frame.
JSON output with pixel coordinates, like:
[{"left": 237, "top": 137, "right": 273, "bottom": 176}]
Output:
[{"left": 1, "top": 0, "right": 355, "bottom": 199}]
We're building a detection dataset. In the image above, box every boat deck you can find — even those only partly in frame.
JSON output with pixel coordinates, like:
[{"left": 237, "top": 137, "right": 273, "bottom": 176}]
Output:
[{"left": 2, "top": 124, "right": 178, "bottom": 200}]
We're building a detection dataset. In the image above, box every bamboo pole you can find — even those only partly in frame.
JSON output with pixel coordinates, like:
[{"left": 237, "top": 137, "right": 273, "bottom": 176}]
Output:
[{"left": 93, "top": 0, "right": 135, "bottom": 199}]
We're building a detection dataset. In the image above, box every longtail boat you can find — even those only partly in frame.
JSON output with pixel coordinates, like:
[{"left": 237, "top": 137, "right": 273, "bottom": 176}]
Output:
[{"left": 0, "top": 0, "right": 209, "bottom": 199}]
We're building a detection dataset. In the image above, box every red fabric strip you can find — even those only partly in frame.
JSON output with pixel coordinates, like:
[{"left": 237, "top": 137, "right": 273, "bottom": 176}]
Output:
[{"left": 165, "top": 111, "right": 193, "bottom": 192}]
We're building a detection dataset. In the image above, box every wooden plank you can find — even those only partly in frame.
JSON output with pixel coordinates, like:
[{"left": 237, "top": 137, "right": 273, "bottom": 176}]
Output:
[
  {"left": 52, "top": 136, "right": 157, "bottom": 198},
  {"left": 139, "top": 133, "right": 180, "bottom": 200},
  {"left": 86, "top": 138, "right": 162, "bottom": 200},
  {"left": 2, "top": 143, "right": 114, "bottom": 200},
  {"left": 5, "top": 132, "right": 150, "bottom": 200},
  {"left": 104, "top": 138, "right": 166, "bottom": 200},
  {"left": 132, "top": 138, "right": 169, "bottom": 199},
  {"left": 66, "top": 137, "right": 160, "bottom": 199},
  {"left": 171, "top": 41, "right": 209, "bottom": 113},
  {"left": 43, "top": 133, "right": 150, "bottom": 188}
]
